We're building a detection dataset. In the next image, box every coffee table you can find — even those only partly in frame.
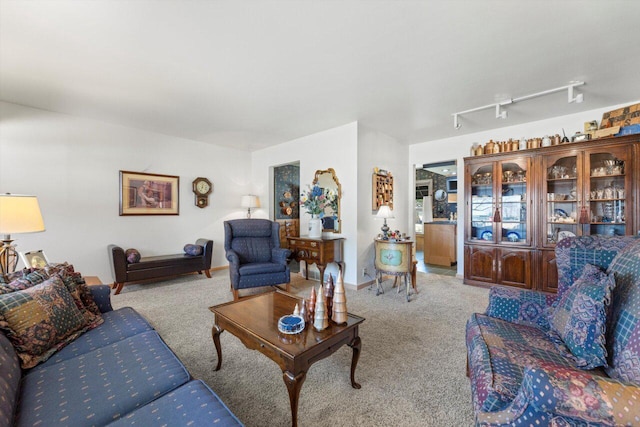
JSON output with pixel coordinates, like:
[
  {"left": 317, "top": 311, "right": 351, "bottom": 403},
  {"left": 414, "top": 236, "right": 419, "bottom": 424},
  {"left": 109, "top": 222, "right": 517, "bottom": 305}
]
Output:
[{"left": 209, "top": 290, "right": 365, "bottom": 427}]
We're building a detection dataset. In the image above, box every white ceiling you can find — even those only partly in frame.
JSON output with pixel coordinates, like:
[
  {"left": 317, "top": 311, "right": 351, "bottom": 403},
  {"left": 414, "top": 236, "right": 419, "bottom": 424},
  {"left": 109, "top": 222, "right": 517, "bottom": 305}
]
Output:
[{"left": 2, "top": 1, "right": 640, "bottom": 151}]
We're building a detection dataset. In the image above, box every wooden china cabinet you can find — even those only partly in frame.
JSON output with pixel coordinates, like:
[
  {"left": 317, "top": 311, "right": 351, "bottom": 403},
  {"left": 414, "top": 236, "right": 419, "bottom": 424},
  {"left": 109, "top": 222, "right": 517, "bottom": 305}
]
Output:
[{"left": 464, "top": 134, "right": 640, "bottom": 293}]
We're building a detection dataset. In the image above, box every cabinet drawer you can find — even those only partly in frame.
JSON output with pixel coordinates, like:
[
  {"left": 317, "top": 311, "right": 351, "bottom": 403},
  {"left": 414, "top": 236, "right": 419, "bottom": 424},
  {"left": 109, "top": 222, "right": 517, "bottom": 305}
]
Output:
[{"left": 289, "top": 239, "right": 319, "bottom": 249}]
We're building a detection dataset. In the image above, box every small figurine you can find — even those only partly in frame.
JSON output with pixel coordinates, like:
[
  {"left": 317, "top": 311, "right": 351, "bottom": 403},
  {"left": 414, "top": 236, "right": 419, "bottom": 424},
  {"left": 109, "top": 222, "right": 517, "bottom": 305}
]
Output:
[
  {"left": 293, "top": 303, "right": 299, "bottom": 316},
  {"left": 299, "top": 299, "right": 308, "bottom": 323}
]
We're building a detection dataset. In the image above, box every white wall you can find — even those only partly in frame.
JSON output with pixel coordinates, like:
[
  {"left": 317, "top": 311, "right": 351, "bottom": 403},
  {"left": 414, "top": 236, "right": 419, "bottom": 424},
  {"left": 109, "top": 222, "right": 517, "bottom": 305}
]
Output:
[
  {"left": 357, "top": 125, "right": 408, "bottom": 285},
  {"left": 409, "top": 99, "right": 640, "bottom": 276},
  {"left": 0, "top": 101, "right": 252, "bottom": 282},
  {"left": 251, "top": 122, "right": 359, "bottom": 285}
]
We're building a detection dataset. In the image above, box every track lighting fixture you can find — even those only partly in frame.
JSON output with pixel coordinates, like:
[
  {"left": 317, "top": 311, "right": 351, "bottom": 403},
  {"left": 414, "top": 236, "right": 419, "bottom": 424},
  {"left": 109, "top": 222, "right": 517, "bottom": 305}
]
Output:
[{"left": 452, "top": 81, "right": 585, "bottom": 129}]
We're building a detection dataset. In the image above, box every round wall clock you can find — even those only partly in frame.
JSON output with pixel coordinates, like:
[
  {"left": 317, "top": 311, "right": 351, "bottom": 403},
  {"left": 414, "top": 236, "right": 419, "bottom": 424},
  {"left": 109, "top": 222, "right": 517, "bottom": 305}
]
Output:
[{"left": 192, "top": 177, "right": 213, "bottom": 208}]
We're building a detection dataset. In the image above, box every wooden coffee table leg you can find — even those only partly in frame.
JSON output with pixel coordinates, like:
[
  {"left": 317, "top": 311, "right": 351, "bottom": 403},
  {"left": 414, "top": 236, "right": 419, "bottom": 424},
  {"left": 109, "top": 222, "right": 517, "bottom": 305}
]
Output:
[
  {"left": 348, "top": 335, "right": 362, "bottom": 389},
  {"left": 212, "top": 325, "right": 224, "bottom": 371},
  {"left": 283, "top": 370, "right": 306, "bottom": 427}
]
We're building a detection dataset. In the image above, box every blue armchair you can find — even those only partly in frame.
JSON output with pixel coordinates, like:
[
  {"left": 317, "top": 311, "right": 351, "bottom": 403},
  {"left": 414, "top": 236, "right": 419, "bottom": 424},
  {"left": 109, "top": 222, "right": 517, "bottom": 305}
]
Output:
[{"left": 224, "top": 219, "right": 291, "bottom": 300}]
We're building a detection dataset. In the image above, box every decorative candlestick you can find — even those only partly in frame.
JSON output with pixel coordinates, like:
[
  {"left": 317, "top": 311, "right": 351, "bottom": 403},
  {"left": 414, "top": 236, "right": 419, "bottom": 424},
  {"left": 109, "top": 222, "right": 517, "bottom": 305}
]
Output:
[
  {"left": 332, "top": 269, "right": 348, "bottom": 324},
  {"left": 308, "top": 286, "right": 317, "bottom": 319},
  {"left": 299, "top": 299, "right": 308, "bottom": 323},
  {"left": 313, "top": 285, "right": 329, "bottom": 331},
  {"left": 324, "top": 273, "right": 334, "bottom": 320}
]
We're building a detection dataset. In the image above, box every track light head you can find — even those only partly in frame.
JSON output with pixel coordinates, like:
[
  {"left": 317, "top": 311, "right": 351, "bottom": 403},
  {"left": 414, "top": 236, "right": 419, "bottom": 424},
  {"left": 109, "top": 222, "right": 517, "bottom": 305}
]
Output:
[
  {"left": 568, "top": 85, "right": 584, "bottom": 103},
  {"left": 495, "top": 104, "right": 508, "bottom": 119},
  {"left": 453, "top": 114, "right": 462, "bottom": 130}
]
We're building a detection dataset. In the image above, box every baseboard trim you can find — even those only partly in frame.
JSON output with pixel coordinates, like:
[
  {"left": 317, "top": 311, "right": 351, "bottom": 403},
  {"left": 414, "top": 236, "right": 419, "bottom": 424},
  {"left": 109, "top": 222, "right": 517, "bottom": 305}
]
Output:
[{"left": 210, "top": 265, "right": 228, "bottom": 272}]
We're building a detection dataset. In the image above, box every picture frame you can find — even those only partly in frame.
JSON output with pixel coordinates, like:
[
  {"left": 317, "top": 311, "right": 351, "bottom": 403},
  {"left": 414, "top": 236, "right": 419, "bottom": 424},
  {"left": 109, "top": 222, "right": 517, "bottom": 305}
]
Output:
[
  {"left": 119, "top": 171, "right": 179, "bottom": 216},
  {"left": 19, "top": 250, "right": 50, "bottom": 268}
]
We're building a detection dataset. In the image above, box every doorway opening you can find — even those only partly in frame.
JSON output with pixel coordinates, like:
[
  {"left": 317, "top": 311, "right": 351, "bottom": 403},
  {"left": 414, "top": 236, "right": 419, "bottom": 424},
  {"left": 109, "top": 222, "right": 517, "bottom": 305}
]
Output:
[{"left": 415, "top": 161, "right": 457, "bottom": 276}]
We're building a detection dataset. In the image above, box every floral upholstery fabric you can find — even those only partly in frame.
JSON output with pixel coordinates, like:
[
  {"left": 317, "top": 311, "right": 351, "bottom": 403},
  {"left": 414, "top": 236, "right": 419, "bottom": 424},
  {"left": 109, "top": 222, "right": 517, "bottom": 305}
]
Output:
[
  {"left": 477, "top": 361, "right": 640, "bottom": 426},
  {"left": 106, "top": 380, "right": 243, "bottom": 426},
  {"left": 466, "top": 313, "right": 576, "bottom": 413},
  {"left": 548, "top": 264, "right": 614, "bottom": 369},
  {"left": 605, "top": 239, "right": 640, "bottom": 384},
  {"left": 485, "top": 286, "right": 556, "bottom": 331},
  {"left": 17, "top": 330, "right": 190, "bottom": 426},
  {"left": 470, "top": 236, "right": 640, "bottom": 426},
  {"left": 0, "top": 276, "right": 88, "bottom": 368}
]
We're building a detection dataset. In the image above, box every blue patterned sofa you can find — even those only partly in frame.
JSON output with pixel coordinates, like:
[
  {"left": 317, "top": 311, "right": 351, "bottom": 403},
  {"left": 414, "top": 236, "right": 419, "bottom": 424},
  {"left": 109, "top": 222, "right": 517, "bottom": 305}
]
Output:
[
  {"left": 466, "top": 236, "right": 640, "bottom": 426},
  {"left": 0, "top": 267, "right": 242, "bottom": 426}
]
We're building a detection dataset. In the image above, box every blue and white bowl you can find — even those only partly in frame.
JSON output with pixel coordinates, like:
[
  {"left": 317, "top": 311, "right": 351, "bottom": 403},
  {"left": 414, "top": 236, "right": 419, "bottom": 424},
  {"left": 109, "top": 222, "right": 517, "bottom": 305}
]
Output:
[{"left": 278, "top": 315, "right": 305, "bottom": 334}]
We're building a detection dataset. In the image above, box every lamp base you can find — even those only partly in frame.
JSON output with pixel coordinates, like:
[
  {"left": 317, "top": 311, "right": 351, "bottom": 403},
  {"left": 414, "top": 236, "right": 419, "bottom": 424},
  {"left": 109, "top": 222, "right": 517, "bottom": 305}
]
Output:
[
  {"left": 381, "top": 221, "right": 390, "bottom": 240},
  {"left": 246, "top": 208, "right": 252, "bottom": 218},
  {"left": 0, "top": 238, "right": 18, "bottom": 275}
]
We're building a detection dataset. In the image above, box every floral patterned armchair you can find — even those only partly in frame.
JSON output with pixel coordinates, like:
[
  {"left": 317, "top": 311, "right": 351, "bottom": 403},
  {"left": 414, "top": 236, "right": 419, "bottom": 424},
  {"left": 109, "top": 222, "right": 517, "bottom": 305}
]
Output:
[{"left": 466, "top": 236, "right": 640, "bottom": 426}]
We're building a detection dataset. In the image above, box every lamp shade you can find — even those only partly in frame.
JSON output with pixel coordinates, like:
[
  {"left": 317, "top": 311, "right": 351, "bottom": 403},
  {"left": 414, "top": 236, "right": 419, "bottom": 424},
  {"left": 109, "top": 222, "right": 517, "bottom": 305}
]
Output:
[
  {"left": 240, "top": 195, "right": 260, "bottom": 209},
  {"left": 375, "top": 205, "right": 394, "bottom": 219},
  {"left": 0, "top": 194, "right": 45, "bottom": 234}
]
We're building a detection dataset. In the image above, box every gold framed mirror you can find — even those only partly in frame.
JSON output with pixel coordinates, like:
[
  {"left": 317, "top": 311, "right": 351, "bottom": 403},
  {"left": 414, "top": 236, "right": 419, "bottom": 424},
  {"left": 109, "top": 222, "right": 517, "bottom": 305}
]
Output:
[{"left": 313, "top": 168, "right": 341, "bottom": 233}]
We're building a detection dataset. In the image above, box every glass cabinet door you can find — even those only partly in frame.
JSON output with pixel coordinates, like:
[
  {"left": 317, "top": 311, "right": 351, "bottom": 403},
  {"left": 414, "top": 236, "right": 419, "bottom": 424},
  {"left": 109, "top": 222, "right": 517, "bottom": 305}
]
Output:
[
  {"left": 468, "top": 163, "right": 495, "bottom": 242},
  {"left": 498, "top": 159, "right": 530, "bottom": 245},
  {"left": 543, "top": 153, "right": 580, "bottom": 247},
  {"left": 584, "top": 147, "right": 631, "bottom": 237}
]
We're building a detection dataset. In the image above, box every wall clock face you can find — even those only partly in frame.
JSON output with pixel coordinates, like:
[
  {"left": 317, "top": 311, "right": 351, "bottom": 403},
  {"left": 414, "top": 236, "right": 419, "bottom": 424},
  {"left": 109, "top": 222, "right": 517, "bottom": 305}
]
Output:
[
  {"left": 434, "top": 189, "right": 447, "bottom": 201},
  {"left": 192, "top": 177, "right": 212, "bottom": 208}
]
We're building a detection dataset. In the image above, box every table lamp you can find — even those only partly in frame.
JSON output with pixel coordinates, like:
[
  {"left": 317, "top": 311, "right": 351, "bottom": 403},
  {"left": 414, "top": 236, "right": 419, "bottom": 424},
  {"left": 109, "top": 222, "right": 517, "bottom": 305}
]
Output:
[
  {"left": 375, "top": 205, "right": 394, "bottom": 239},
  {"left": 241, "top": 195, "right": 260, "bottom": 218},
  {"left": 0, "top": 194, "right": 46, "bottom": 274}
]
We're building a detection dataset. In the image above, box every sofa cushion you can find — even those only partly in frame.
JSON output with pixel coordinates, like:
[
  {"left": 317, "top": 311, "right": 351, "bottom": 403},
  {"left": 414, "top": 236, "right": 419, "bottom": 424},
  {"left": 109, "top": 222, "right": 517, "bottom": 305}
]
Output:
[
  {"left": 0, "top": 276, "right": 89, "bottom": 369},
  {"left": 0, "top": 333, "right": 21, "bottom": 426},
  {"left": 548, "top": 264, "right": 614, "bottom": 369},
  {"left": 105, "top": 380, "right": 243, "bottom": 426},
  {"left": 33, "top": 307, "right": 154, "bottom": 367},
  {"left": 605, "top": 239, "right": 640, "bottom": 384},
  {"left": 466, "top": 313, "right": 578, "bottom": 413},
  {"left": 17, "top": 330, "right": 190, "bottom": 427},
  {"left": 239, "top": 262, "right": 286, "bottom": 276}
]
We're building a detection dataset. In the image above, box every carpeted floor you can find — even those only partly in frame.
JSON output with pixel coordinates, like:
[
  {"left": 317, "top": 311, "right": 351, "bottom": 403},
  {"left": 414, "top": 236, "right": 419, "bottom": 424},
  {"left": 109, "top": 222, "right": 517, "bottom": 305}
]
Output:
[{"left": 111, "top": 270, "right": 488, "bottom": 427}]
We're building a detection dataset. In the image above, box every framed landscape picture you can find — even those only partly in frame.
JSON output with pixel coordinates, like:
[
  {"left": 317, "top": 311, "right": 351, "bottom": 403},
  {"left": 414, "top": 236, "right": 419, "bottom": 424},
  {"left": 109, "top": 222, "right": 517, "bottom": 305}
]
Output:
[{"left": 119, "top": 171, "right": 179, "bottom": 215}]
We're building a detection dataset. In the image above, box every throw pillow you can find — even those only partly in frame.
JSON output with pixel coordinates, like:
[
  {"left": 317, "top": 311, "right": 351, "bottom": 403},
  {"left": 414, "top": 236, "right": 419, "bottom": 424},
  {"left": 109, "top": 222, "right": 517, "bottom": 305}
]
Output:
[
  {"left": 184, "top": 244, "right": 204, "bottom": 256},
  {"left": 0, "top": 276, "right": 89, "bottom": 369},
  {"left": 45, "top": 263, "right": 102, "bottom": 316},
  {"left": 547, "top": 264, "right": 614, "bottom": 369},
  {"left": 125, "top": 248, "right": 141, "bottom": 263}
]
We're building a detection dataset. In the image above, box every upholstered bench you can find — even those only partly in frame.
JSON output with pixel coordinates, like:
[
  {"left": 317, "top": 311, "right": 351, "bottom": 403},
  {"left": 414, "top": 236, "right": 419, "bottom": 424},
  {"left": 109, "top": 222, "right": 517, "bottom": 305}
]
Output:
[{"left": 108, "top": 239, "right": 213, "bottom": 294}]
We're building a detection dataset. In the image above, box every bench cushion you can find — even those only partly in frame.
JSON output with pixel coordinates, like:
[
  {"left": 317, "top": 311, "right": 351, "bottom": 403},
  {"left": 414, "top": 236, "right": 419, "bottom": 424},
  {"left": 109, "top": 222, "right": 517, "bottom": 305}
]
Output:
[
  {"left": 17, "top": 331, "right": 189, "bottom": 426},
  {"left": 106, "top": 380, "right": 243, "bottom": 426},
  {"left": 33, "top": 307, "right": 154, "bottom": 367},
  {"left": 466, "top": 313, "right": 582, "bottom": 413},
  {"left": 127, "top": 254, "right": 202, "bottom": 271}
]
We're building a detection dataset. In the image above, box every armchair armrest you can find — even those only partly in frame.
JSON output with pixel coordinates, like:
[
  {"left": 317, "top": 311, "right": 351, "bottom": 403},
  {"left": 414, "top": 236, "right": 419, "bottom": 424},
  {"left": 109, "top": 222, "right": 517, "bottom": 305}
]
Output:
[
  {"left": 225, "top": 249, "right": 240, "bottom": 269},
  {"left": 88, "top": 284, "right": 114, "bottom": 313},
  {"left": 485, "top": 286, "right": 556, "bottom": 330},
  {"left": 272, "top": 248, "right": 291, "bottom": 265},
  {"left": 476, "top": 362, "right": 640, "bottom": 426}
]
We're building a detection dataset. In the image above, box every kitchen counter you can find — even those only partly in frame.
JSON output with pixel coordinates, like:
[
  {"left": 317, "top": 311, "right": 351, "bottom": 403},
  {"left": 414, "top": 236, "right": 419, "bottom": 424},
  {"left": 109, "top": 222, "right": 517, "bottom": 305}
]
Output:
[{"left": 423, "top": 222, "right": 457, "bottom": 266}]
